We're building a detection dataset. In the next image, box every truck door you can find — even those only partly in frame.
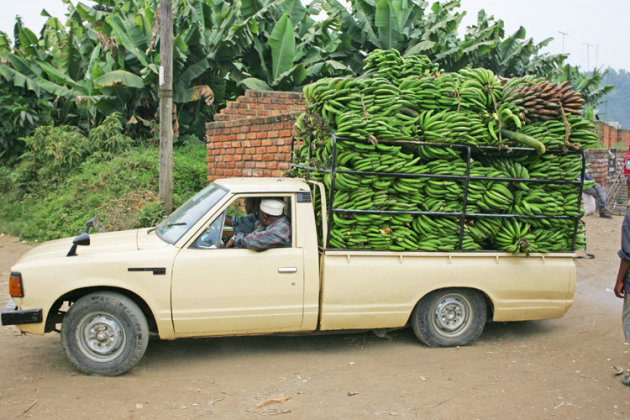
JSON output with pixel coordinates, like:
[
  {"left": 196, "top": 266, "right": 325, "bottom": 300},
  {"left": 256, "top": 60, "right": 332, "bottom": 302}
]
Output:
[{"left": 170, "top": 195, "right": 305, "bottom": 335}]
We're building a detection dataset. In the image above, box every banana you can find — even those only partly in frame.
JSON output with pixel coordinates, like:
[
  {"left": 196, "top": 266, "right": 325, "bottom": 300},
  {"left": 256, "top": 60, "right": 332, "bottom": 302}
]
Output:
[{"left": 295, "top": 51, "right": 591, "bottom": 253}]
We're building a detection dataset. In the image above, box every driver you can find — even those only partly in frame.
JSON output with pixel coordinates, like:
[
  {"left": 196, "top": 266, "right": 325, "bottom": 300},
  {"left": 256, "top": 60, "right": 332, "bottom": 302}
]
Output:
[
  {"left": 226, "top": 199, "right": 290, "bottom": 251},
  {"left": 225, "top": 198, "right": 264, "bottom": 234}
]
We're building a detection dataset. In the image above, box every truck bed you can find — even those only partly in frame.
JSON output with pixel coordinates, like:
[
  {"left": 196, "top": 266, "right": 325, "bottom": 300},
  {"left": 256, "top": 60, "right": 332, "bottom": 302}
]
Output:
[{"left": 318, "top": 250, "right": 576, "bottom": 330}]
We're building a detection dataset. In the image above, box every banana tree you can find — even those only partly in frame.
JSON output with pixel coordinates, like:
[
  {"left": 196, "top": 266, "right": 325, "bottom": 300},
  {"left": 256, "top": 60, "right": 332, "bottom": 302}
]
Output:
[
  {"left": 555, "top": 65, "right": 614, "bottom": 111},
  {"left": 470, "top": 19, "right": 566, "bottom": 78},
  {"left": 229, "top": 0, "right": 348, "bottom": 91}
]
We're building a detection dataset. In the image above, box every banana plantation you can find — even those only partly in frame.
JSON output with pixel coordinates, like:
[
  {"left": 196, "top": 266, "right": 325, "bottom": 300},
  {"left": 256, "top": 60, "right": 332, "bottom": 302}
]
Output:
[
  {"left": 0, "top": 0, "right": 615, "bottom": 243},
  {"left": 0, "top": 0, "right": 613, "bottom": 160}
]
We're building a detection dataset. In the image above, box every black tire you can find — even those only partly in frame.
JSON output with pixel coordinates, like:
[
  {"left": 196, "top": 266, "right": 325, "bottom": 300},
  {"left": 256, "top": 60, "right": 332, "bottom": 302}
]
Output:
[
  {"left": 61, "top": 292, "right": 149, "bottom": 376},
  {"left": 411, "top": 289, "right": 487, "bottom": 347}
]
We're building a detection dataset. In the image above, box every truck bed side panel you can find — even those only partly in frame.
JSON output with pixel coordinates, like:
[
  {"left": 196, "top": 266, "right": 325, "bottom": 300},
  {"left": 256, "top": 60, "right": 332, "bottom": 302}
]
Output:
[{"left": 319, "top": 251, "right": 575, "bottom": 330}]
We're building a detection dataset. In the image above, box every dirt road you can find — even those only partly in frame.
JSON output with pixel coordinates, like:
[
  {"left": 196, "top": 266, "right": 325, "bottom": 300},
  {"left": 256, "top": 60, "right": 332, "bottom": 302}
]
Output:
[{"left": 1, "top": 216, "right": 629, "bottom": 419}]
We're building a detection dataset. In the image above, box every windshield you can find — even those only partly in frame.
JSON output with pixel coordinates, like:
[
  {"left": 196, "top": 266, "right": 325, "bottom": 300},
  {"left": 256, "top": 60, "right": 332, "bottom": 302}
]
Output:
[{"left": 155, "top": 183, "right": 228, "bottom": 244}]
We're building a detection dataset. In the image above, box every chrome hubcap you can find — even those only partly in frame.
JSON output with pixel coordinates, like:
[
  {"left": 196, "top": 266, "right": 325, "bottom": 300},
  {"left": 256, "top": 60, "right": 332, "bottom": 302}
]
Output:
[
  {"left": 432, "top": 294, "right": 471, "bottom": 337},
  {"left": 77, "top": 313, "right": 126, "bottom": 362}
]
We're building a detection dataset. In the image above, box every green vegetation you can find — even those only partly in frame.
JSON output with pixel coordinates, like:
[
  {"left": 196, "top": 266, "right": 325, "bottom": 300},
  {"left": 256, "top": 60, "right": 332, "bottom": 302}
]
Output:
[
  {"left": 0, "top": 114, "right": 207, "bottom": 242},
  {"left": 0, "top": 0, "right": 618, "bottom": 242},
  {"left": 0, "top": 1, "right": 614, "bottom": 160}
]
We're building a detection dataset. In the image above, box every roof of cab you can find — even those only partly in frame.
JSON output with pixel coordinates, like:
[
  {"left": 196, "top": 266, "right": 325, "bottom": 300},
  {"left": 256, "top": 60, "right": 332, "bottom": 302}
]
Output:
[{"left": 213, "top": 177, "right": 311, "bottom": 194}]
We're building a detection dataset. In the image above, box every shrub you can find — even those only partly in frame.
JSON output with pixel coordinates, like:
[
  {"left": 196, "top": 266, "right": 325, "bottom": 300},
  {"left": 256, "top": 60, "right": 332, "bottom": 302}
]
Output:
[{"left": 0, "top": 122, "right": 208, "bottom": 241}]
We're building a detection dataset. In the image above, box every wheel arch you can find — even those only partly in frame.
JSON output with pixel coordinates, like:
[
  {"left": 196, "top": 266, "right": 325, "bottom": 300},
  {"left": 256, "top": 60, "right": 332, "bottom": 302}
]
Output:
[
  {"left": 45, "top": 286, "right": 158, "bottom": 334},
  {"left": 408, "top": 286, "right": 495, "bottom": 325}
]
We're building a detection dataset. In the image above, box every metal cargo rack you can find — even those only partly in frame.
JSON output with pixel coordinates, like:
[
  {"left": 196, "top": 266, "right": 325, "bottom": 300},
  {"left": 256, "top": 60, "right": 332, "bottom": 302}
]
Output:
[{"left": 290, "top": 134, "right": 587, "bottom": 252}]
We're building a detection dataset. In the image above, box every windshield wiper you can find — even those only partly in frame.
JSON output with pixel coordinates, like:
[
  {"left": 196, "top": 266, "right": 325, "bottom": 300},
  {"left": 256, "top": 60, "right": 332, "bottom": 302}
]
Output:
[{"left": 147, "top": 222, "right": 187, "bottom": 234}]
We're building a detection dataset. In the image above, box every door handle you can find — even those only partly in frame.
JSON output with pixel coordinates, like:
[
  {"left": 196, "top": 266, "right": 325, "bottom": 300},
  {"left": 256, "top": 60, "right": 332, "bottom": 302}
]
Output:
[{"left": 278, "top": 267, "right": 297, "bottom": 273}]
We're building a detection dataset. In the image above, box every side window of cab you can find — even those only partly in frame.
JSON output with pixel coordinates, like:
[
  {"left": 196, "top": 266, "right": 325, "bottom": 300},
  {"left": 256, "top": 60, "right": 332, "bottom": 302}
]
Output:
[{"left": 191, "top": 195, "right": 292, "bottom": 250}]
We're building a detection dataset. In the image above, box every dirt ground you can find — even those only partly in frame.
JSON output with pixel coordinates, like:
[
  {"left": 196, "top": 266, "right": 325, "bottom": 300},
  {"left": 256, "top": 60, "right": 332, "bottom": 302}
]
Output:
[{"left": 1, "top": 215, "right": 629, "bottom": 419}]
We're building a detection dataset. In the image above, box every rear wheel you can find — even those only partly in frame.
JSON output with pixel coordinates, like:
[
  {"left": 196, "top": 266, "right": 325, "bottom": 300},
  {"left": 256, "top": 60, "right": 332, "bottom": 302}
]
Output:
[
  {"left": 61, "top": 292, "right": 149, "bottom": 376},
  {"left": 411, "top": 289, "right": 487, "bottom": 347}
]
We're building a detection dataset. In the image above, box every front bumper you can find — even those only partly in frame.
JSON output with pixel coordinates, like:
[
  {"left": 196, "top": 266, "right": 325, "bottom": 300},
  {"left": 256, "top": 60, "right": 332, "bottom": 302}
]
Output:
[{"left": 1, "top": 299, "right": 42, "bottom": 325}]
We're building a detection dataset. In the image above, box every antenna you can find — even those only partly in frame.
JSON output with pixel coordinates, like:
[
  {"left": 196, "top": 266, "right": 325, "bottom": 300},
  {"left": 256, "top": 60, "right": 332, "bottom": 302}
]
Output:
[{"left": 558, "top": 31, "right": 568, "bottom": 53}]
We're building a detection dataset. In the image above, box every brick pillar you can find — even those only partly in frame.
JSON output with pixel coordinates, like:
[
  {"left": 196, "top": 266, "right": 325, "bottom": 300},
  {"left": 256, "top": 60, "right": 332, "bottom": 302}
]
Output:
[{"left": 205, "top": 90, "right": 306, "bottom": 182}]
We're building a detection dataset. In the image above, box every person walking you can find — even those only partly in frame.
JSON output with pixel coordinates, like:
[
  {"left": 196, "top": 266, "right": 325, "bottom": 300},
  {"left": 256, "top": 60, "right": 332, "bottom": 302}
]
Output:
[{"left": 614, "top": 207, "right": 630, "bottom": 386}]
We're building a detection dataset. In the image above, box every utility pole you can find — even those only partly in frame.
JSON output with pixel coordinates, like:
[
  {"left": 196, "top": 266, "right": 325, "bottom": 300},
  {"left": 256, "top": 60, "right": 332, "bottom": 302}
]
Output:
[
  {"left": 159, "top": 0, "right": 173, "bottom": 214},
  {"left": 584, "top": 42, "right": 593, "bottom": 72},
  {"left": 557, "top": 31, "right": 568, "bottom": 53}
]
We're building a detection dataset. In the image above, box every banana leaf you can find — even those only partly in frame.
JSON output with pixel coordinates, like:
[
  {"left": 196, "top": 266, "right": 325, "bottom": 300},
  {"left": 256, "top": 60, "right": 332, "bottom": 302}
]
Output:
[
  {"left": 238, "top": 77, "right": 271, "bottom": 91},
  {"left": 0, "top": 63, "right": 41, "bottom": 95},
  {"left": 174, "top": 58, "right": 209, "bottom": 92},
  {"left": 281, "top": 0, "right": 307, "bottom": 27},
  {"left": 36, "top": 60, "right": 82, "bottom": 89},
  {"left": 106, "top": 14, "right": 149, "bottom": 67},
  {"left": 94, "top": 70, "right": 145, "bottom": 89},
  {"left": 268, "top": 14, "right": 295, "bottom": 82},
  {"left": 375, "top": 0, "right": 403, "bottom": 50}
]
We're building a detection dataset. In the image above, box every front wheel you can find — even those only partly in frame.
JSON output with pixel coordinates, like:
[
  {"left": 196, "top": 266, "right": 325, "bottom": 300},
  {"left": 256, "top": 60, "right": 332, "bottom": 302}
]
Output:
[
  {"left": 61, "top": 292, "right": 149, "bottom": 376},
  {"left": 411, "top": 289, "right": 487, "bottom": 347}
]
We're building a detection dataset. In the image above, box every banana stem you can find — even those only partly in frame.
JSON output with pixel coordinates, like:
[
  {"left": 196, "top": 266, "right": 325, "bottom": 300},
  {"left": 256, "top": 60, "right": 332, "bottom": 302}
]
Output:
[{"left": 501, "top": 128, "right": 546, "bottom": 155}]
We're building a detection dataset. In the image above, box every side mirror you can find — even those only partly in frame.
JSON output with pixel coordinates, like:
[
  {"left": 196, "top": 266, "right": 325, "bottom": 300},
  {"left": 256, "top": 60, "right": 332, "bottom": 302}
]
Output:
[
  {"left": 67, "top": 216, "right": 99, "bottom": 257},
  {"left": 83, "top": 216, "right": 100, "bottom": 234},
  {"left": 73, "top": 232, "right": 91, "bottom": 246}
]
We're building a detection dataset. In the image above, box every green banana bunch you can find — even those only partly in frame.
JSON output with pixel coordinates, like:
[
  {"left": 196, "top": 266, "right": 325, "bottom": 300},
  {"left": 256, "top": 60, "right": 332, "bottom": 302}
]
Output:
[
  {"left": 400, "top": 54, "right": 441, "bottom": 78},
  {"left": 399, "top": 76, "right": 439, "bottom": 111},
  {"left": 294, "top": 50, "right": 595, "bottom": 253},
  {"left": 363, "top": 49, "right": 404, "bottom": 82},
  {"left": 493, "top": 219, "right": 535, "bottom": 255}
]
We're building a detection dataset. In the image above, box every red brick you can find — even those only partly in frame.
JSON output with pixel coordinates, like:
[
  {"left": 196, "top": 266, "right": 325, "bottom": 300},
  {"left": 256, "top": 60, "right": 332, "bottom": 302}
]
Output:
[
  {"left": 246, "top": 132, "right": 257, "bottom": 140},
  {"left": 276, "top": 154, "right": 290, "bottom": 162},
  {"left": 257, "top": 132, "right": 268, "bottom": 140},
  {"left": 267, "top": 146, "right": 278, "bottom": 153},
  {"left": 251, "top": 140, "right": 262, "bottom": 147},
  {"left": 261, "top": 139, "right": 272, "bottom": 146}
]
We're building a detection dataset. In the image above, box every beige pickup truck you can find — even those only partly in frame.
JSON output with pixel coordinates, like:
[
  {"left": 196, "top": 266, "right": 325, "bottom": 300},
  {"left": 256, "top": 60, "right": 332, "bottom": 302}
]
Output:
[{"left": 2, "top": 177, "right": 575, "bottom": 376}]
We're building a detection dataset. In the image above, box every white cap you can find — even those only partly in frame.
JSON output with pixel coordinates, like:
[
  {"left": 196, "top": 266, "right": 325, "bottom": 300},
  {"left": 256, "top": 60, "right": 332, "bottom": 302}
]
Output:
[{"left": 260, "top": 199, "right": 284, "bottom": 216}]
